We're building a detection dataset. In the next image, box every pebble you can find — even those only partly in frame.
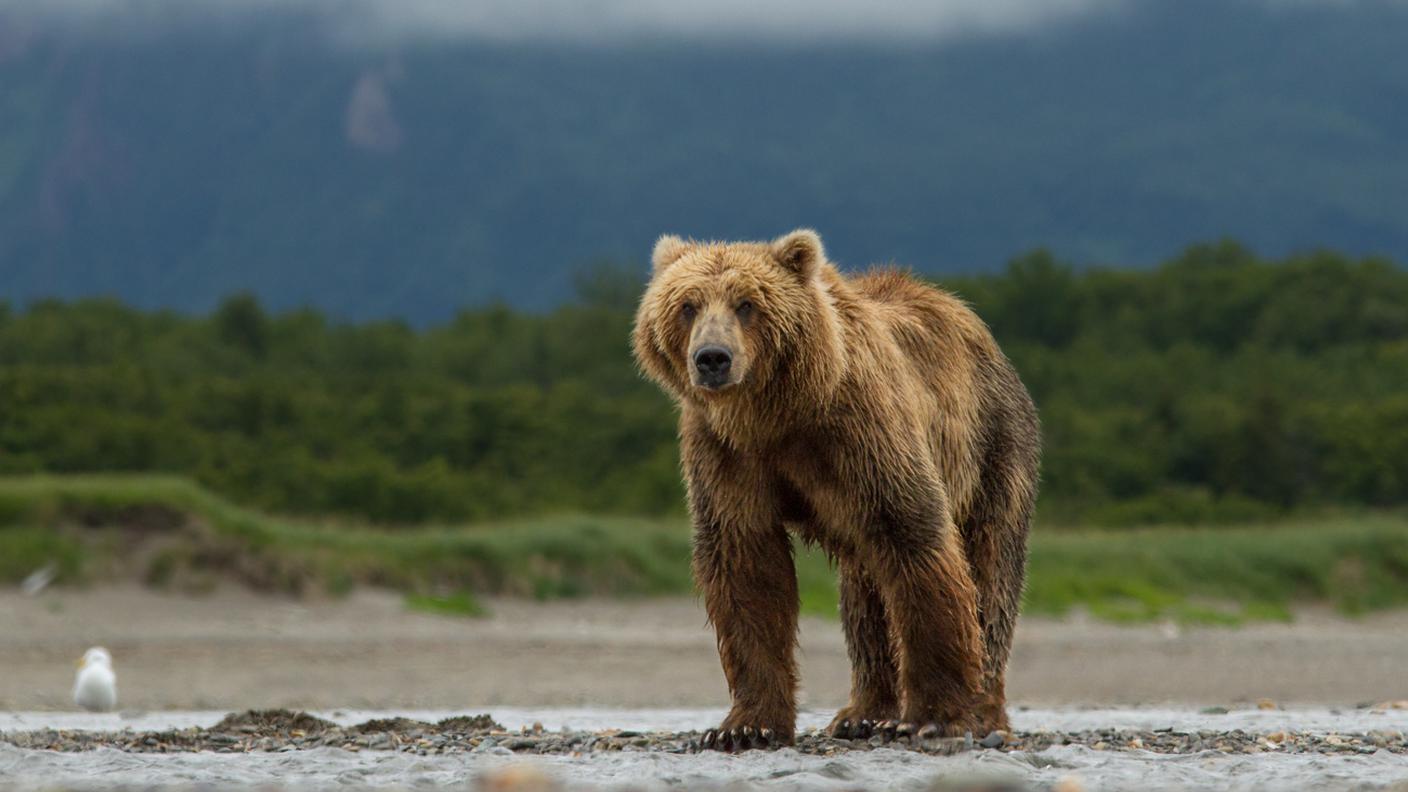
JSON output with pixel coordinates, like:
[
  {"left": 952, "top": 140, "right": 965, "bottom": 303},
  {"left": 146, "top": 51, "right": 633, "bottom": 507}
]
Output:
[
  {"left": 480, "top": 764, "right": 557, "bottom": 792},
  {"left": 3, "top": 708, "right": 1405, "bottom": 759}
]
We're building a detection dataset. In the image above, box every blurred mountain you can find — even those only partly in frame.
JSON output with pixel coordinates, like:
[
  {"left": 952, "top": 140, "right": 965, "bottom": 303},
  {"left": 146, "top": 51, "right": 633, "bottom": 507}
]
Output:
[{"left": 1, "top": 0, "right": 1406, "bottom": 318}]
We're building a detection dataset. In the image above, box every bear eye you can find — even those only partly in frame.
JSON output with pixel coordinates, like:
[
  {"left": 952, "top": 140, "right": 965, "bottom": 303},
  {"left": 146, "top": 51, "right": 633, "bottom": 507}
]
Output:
[
  {"left": 681, "top": 302, "right": 697, "bottom": 321},
  {"left": 736, "top": 300, "right": 754, "bottom": 319}
]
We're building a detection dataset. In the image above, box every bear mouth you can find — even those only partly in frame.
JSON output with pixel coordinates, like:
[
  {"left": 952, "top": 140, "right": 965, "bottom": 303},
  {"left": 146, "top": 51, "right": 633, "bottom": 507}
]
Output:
[
  {"left": 694, "top": 378, "right": 737, "bottom": 392},
  {"left": 691, "top": 369, "right": 744, "bottom": 392}
]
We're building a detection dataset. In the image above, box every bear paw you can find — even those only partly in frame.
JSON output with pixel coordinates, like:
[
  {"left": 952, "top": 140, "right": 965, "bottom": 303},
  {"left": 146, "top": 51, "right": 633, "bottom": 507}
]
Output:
[
  {"left": 699, "top": 725, "right": 782, "bottom": 752},
  {"left": 827, "top": 705, "right": 899, "bottom": 740}
]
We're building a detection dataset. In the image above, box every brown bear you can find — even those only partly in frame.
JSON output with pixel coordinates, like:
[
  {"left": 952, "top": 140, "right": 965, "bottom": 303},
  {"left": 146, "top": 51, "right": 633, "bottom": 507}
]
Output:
[{"left": 632, "top": 230, "right": 1040, "bottom": 751}]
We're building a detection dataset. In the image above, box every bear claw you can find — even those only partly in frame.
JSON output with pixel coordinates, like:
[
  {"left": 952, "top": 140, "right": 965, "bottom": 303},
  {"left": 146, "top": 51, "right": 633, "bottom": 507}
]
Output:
[
  {"left": 833, "top": 718, "right": 961, "bottom": 744},
  {"left": 699, "top": 726, "right": 777, "bottom": 752},
  {"left": 829, "top": 717, "right": 885, "bottom": 740},
  {"left": 881, "top": 721, "right": 964, "bottom": 743}
]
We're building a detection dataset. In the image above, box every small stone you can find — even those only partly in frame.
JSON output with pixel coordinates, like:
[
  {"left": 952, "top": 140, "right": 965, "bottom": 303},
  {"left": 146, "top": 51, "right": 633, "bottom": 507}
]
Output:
[
  {"left": 1257, "top": 699, "right": 1279, "bottom": 711},
  {"left": 979, "top": 731, "right": 1005, "bottom": 749}
]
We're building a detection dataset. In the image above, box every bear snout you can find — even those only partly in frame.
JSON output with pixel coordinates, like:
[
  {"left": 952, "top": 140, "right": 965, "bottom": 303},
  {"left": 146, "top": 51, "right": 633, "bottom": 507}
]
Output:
[{"left": 692, "top": 345, "right": 733, "bottom": 388}]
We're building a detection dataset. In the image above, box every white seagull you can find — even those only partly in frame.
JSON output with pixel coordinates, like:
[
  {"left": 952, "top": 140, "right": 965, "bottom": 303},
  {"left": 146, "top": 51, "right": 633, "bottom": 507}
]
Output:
[{"left": 73, "top": 647, "right": 118, "bottom": 712}]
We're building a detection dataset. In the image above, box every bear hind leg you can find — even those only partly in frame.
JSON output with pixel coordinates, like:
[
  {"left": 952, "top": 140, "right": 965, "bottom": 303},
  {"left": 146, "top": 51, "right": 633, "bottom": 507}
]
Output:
[
  {"left": 868, "top": 523, "right": 985, "bottom": 739},
  {"left": 964, "top": 445, "right": 1038, "bottom": 734},
  {"left": 827, "top": 560, "right": 900, "bottom": 738}
]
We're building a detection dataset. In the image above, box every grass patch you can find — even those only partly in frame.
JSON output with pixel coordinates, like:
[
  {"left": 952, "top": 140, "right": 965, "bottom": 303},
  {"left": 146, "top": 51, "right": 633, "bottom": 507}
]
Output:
[
  {"left": 405, "top": 591, "right": 490, "bottom": 618},
  {"left": 0, "top": 527, "right": 85, "bottom": 584},
  {"left": 1025, "top": 516, "right": 1408, "bottom": 621},
  {"left": 796, "top": 545, "right": 841, "bottom": 618},
  {"left": 0, "top": 475, "right": 692, "bottom": 600},
  {"left": 2, "top": 475, "right": 1407, "bottom": 623}
]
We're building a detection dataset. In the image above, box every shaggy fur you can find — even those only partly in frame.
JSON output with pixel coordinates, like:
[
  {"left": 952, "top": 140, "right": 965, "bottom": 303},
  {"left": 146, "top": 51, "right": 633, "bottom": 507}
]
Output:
[{"left": 633, "top": 230, "right": 1040, "bottom": 748}]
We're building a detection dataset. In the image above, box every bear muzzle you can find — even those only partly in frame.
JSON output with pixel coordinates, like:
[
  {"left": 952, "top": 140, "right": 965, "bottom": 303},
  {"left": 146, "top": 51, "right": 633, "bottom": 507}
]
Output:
[{"left": 692, "top": 345, "right": 734, "bottom": 390}]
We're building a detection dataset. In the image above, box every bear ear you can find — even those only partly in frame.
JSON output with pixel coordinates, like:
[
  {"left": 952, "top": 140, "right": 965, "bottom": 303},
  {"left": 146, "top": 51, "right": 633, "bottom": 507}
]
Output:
[
  {"left": 770, "top": 229, "right": 825, "bottom": 279},
  {"left": 652, "top": 234, "right": 691, "bottom": 272}
]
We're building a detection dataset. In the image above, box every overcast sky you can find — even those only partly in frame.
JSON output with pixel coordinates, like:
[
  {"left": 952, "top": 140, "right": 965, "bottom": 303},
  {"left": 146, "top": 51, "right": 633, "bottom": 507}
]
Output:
[
  {"left": 1, "top": 0, "right": 1131, "bottom": 43},
  {"left": 0, "top": 0, "right": 1388, "bottom": 44},
  {"left": 347, "top": 0, "right": 1131, "bottom": 42}
]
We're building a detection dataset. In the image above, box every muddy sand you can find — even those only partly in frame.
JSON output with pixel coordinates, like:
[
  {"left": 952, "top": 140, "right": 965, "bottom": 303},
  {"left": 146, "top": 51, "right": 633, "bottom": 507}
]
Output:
[{"left": 2, "top": 586, "right": 1406, "bottom": 711}]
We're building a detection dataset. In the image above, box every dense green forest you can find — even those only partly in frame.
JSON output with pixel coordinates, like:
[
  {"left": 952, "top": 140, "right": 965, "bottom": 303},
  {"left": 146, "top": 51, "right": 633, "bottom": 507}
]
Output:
[{"left": 2, "top": 241, "right": 1406, "bottom": 526}]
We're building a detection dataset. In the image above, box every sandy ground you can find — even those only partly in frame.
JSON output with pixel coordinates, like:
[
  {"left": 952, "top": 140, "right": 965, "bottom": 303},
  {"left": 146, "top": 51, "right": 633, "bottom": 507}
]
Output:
[{"left": 2, "top": 586, "right": 1405, "bottom": 712}]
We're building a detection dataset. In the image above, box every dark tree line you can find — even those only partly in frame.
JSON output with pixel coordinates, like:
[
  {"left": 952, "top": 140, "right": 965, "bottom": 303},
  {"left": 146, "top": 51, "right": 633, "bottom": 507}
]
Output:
[{"left": 2, "top": 241, "right": 1405, "bottom": 525}]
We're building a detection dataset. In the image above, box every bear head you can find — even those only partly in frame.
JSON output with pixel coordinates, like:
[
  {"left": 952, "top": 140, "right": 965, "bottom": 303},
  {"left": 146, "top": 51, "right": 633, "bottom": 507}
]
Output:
[{"left": 632, "top": 229, "right": 845, "bottom": 426}]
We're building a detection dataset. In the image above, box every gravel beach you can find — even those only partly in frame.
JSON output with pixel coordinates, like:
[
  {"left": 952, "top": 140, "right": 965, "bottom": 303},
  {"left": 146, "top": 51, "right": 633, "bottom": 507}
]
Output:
[
  {"left": 5, "top": 707, "right": 1408, "bottom": 757},
  {"left": 4, "top": 587, "right": 1408, "bottom": 790},
  {"left": 4, "top": 707, "right": 1408, "bottom": 791}
]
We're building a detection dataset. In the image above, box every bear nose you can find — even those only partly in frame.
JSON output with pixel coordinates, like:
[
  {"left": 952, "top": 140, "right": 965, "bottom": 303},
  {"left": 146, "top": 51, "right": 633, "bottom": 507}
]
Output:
[{"left": 693, "top": 346, "right": 732, "bottom": 379}]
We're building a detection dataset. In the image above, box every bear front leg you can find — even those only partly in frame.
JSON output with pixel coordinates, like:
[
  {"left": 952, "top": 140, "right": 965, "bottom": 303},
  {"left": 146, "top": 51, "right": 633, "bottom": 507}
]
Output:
[
  {"left": 865, "top": 501, "right": 985, "bottom": 740},
  {"left": 827, "top": 560, "right": 900, "bottom": 739},
  {"left": 693, "top": 517, "right": 799, "bottom": 751}
]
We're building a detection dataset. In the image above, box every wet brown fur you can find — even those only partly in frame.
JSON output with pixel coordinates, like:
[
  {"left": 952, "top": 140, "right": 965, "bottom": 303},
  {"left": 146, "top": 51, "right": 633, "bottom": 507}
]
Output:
[{"left": 633, "top": 230, "right": 1040, "bottom": 744}]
